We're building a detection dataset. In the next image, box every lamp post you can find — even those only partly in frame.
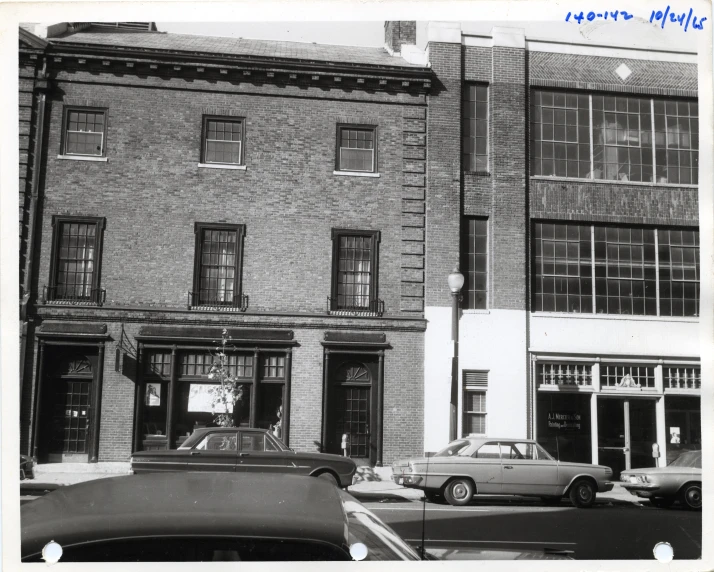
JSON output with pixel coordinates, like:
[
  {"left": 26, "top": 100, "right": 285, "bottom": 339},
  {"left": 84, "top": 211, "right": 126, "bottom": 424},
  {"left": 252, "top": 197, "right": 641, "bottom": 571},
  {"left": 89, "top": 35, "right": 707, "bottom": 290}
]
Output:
[{"left": 448, "top": 265, "right": 464, "bottom": 442}]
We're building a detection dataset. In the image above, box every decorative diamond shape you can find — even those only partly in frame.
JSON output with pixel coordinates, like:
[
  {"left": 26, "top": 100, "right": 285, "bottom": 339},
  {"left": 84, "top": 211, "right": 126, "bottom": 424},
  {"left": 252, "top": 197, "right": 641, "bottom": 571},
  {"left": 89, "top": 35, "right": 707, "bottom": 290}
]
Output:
[{"left": 615, "top": 63, "right": 632, "bottom": 81}]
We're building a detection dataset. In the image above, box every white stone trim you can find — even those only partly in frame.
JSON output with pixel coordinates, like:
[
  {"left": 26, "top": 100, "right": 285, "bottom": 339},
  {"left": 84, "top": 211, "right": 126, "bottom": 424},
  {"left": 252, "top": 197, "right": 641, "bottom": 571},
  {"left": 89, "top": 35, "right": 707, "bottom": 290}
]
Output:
[
  {"left": 57, "top": 155, "right": 107, "bottom": 162},
  {"left": 491, "top": 27, "right": 525, "bottom": 49},
  {"left": 426, "top": 21, "right": 462, "bottom": 44},
  {"left": 333, "top": 170, "right": 380, "bottom": 178},
  {"left": 197, "top": 163, "right": 247, "bottom": 170},
  {"left": 530, "top": 312, "right": 698, "bottom": 323},
  {"left": 526, "top": 39, "right": 696, "bottom": 63}
]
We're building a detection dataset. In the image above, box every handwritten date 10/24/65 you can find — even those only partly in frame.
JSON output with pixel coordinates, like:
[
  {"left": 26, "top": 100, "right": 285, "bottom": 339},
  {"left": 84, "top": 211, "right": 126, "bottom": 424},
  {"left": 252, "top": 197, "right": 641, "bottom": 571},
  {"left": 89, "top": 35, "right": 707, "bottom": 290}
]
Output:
[{"left": 565, "top": 8, "right": 706, "bottom": 31}]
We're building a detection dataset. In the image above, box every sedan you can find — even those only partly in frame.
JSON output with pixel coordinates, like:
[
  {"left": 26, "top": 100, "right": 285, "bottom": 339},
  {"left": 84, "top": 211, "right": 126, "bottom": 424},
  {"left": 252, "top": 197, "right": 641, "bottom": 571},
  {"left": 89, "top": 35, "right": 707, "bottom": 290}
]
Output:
[
  {"left": 130, "top": 427, "right": 356, "bottom": 487},
  {"left": 21, "top": 472, "right": 420, "bottom": 561},
  {"left": 392, "top": 437, "right": 613, "bottom": 508},
  {"left": 620, "top": 450, "right": 702, "bottom": 510}
]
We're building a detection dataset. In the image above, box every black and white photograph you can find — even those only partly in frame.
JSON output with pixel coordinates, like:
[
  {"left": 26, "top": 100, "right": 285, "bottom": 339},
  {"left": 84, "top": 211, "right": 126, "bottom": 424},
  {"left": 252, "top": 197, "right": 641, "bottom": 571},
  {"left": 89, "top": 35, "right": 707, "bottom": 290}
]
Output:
[{"left": 1, "top": 0, "right": 713, "bottom": 567}]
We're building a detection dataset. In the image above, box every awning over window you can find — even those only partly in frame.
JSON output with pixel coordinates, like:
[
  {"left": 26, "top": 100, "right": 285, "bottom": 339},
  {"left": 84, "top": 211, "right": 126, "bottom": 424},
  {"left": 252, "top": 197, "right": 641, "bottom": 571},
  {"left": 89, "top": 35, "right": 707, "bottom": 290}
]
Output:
[
  {"left": 136, "top": 325, "right": 295, "bottom": 345},
  {"left": 322, "top": 331, "right": 389, "bottom": 348},
  {"left": 37, "top": 322, "right": 108, "bottom": 338}
]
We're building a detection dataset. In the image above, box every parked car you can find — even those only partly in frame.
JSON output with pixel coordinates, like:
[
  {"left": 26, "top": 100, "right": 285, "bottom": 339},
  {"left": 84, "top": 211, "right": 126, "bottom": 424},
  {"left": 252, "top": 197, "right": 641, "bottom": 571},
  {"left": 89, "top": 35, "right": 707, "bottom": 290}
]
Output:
[
  {"left": 21, "top": 472, "right": 421, "bottom": 561},
  {"left": 20, "top": 455, "right": 34, "bottom": 480},
  {"left": 130, "top": 427, "right": 356, "bottom": 487},
  {"left": 620, "top": 450, "right": 702, "bottom": 510},
  {"left": 392, "top": 437, "right": 613, "bottom": 508}
]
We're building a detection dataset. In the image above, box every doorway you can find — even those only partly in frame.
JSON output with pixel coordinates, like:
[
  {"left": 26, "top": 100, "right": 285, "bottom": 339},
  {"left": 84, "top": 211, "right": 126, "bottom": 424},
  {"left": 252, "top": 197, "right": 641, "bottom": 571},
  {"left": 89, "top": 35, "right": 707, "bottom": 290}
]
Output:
[
  {"left": 597, "top": 397, "right": 657, "bottom": 479},
  {"left": 325, "top": 358, "right": 378, "bottom": 464}
]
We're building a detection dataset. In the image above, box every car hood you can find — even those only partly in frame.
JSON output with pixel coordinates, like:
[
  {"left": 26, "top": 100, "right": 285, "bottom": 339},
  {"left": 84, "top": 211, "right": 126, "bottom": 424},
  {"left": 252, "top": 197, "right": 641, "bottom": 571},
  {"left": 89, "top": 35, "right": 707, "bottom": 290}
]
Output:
[{"left": 621, "top": 466, "right": 702, "bottom": 476}]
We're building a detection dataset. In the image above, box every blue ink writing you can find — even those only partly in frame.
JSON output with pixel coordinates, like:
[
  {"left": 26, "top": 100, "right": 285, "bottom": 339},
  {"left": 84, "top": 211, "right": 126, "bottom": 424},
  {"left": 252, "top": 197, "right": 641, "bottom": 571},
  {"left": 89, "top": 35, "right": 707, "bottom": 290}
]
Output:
[{"left": 566, "top": 7, "right": 705, "bottom": 30}]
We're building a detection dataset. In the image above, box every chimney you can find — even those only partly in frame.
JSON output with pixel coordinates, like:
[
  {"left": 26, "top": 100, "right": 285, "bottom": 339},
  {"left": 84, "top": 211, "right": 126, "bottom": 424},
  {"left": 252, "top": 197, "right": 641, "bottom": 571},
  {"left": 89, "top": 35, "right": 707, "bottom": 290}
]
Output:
[{"left": 384, "top": 21, "right": 416, "bottom": 55}]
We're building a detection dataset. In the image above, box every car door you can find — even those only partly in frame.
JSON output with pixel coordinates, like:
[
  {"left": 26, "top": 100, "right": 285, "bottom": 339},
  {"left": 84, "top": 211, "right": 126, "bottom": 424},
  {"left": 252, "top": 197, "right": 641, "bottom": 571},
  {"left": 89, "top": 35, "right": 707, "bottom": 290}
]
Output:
[
  {"left": 466, "top": 442, "right": 503, "bottom": 494},
  {"left": 499, "top": 442, "right": 559, "bottom": 495},
  {"left": 183, "top": 431, "right": 239, "bottom": 472},
  {"left": 236, "top": 431, "right": 291, "bottom": 473}
]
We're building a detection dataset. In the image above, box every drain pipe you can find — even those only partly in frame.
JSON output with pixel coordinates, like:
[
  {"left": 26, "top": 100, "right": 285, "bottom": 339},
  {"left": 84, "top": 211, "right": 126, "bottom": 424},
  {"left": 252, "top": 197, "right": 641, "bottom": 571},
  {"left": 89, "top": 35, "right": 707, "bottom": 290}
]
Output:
[{"left": 20, "top": 57, "right": 49, "bottom": 429}]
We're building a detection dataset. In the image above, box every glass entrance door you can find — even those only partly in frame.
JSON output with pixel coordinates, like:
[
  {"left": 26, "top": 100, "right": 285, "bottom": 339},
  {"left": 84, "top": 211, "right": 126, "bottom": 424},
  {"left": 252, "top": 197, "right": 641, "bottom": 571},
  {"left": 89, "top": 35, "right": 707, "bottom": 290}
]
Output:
[{"left": 597, "top": 398, "right": 657, "bottom": 479}]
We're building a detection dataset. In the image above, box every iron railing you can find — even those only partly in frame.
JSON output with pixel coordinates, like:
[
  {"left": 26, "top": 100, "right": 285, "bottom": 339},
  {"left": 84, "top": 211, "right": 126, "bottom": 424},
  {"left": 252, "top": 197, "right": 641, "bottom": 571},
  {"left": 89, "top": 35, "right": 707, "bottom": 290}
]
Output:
[
  {"left": 327, "top": 296, "right": 384, "bottom": 317},
  {"left": 42, "top": 285, "right": 106, "bottom": 306},
  {"left": 188, "top": 292, "right": 249, "bottom": 312}
]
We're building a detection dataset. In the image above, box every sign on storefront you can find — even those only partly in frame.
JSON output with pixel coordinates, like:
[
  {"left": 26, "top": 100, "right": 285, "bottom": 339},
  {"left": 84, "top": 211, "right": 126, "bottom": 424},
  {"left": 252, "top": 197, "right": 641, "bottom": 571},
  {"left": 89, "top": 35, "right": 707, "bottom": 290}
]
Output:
[{"left": 547, "top": 411, "right": 582, "bottom": 431}]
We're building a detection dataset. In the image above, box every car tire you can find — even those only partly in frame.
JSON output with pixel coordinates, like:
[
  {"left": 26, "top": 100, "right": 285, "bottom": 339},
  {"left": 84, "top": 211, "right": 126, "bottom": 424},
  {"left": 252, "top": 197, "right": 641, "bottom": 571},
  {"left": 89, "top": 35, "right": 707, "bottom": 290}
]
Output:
[
  {"left": 540, "top": 496, "right": 562, "bottom": 505},
  {"left": 569, "top": 479, "right": 596, "bottom": 508},
  {"left": 316, "top": 471, "right": 339, "bottom": 487},
  {"left": 679, "top": 483, "right": 702, "bottom": 510},
  {"left": 424, "top": 491, "right": 446, "bottom": 504},
  {"left": 649, "top": 497, "right": 674, "bottom": 509},
  {"left": 444, "top": 479, "right": 474, "bottom": 506}
]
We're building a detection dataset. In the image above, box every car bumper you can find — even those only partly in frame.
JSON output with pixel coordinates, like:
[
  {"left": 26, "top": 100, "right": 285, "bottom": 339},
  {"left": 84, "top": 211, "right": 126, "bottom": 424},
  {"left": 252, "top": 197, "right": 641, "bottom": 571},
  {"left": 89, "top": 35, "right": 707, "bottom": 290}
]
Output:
[
  {"left": 620, "top": 483, "right": 661, "bottom": 497},
  {"left": 599, "top": 481, "right": 614, "bottom": 492},
  {"left": 392, "top": 474, "right": 423, "bottom": 488}
]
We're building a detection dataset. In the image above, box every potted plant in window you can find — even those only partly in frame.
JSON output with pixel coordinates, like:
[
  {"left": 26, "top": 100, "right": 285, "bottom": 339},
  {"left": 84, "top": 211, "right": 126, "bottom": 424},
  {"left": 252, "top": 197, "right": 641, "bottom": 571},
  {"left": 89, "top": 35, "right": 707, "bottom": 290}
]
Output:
[{"left": 207, "top": 329, "right": 244, "bottom": 427}]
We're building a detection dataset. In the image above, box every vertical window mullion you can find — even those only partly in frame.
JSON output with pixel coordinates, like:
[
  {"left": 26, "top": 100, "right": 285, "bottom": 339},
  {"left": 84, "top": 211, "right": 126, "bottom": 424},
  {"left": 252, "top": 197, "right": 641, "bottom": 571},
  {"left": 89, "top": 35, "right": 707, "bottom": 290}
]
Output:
[
  {"left": 655, "top": 229, "right": 661, "bottom": 316},
  {"left": 590, "top": 225, "right": 596, "bottom": 313},
  {"left": 651, "top": 99, "right": 657, "bottom": 182},
  {"left": 589, "top": 95, "right": 594, "bottom": 179}
]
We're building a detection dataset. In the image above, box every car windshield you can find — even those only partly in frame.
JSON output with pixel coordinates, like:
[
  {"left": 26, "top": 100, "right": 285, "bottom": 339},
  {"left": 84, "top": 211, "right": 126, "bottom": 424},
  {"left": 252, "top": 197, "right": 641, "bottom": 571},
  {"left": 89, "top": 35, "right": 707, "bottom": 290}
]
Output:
[
  {"left": 339, "top": 494, "right": 420, "bottom": 561},
  {"left": 433, "top": 440, "right": 476, "bottom": 457},
  {"left": 669, "top": 450, "right": 701, "bottom": 468}
]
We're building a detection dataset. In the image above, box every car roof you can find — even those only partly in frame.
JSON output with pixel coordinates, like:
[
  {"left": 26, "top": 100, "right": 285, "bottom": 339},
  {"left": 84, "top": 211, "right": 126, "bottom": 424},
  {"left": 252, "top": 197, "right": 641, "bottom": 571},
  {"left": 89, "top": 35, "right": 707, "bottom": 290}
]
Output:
[
  {"left": 458, "top": 437, "right": 537, "bottom": 445},
  {"left": 22, "top": 472, "right": 347, "bottom": 557}
]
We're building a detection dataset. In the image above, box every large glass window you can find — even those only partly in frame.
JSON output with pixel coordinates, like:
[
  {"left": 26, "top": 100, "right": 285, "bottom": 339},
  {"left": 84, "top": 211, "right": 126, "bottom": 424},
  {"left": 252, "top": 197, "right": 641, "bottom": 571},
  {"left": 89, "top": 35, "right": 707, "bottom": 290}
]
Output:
[
  {"left": 462, "top": 84, "right": 488, "bottom": 172},
  {"left": 48, "top": 216, "right": 105, "bottom": 304},
  {"left": 461, "top": 217, "right": 488, "bottom": 309},
  {"left": 533, "top": 222, "right": 592, "bottom": 313},
  {"left": 329, "top": 229, "right": 381, "bottom": 314},
  {"left": 192, "top": 223, "right": 245, "bottom": 308},
  {"left": 533, "top": 222, "right": 699, "bottom": 317},
  {"left": 531, "top": 90, "right": 698, "bottom": 184}
]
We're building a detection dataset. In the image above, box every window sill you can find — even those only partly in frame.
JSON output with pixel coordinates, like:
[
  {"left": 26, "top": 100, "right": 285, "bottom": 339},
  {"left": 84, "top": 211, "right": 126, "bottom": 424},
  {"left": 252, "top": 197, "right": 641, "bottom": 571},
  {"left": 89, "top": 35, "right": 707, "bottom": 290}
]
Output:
[
  {"left": 530, "top": 175, "right": 698, "bottom": 188},
  {"left": 462, "top": 309, "right": 490, "bottom": 315},
  {"left": 333, "top": 171, "right": 380, "bottom": 178},
  {"left": 531, "top": 311, "right": 698, "bottom": 323},
  {"left": 464, "top": 171, "right": 491, "bottom": 177},
  {"left": 57, "top": 155, "right": 108, "bottom": 162},
  {"left": 198, "top": 163, "right": 247, "bottom": 170}
]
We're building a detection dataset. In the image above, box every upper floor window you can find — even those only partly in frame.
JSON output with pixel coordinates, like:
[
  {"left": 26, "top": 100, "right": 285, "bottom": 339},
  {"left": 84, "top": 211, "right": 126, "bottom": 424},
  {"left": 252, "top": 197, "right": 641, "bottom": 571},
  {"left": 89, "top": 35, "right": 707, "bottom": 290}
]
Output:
[
  {"left": 533, "top": 222, "right": 699, "bottom": 317},
  {"left": 461, "top": 217, "right": 488, "bottom": 309},
  {"left": 531, "top": 90, "right": 698, "bottom": 184},
  {"left": 192, "top": 223, "right": 245, "bottom": 308},
  {"left": 202, "top": 117, "right": 244, "bottom": 165},
  {"left": 47, "top": 216, "right": 106, "bottom": 304},
  {"left": 329, "top": 229, "right": 382, "bottom": 314},
  {"left": 463, "top": 84, "right": 488, "bottom": 172},
  {"left": 63, "top": 108, "right": 106, "bottom": 157},
  {"left": 336, "top": 126, "right": 377, "bottom": 173}
]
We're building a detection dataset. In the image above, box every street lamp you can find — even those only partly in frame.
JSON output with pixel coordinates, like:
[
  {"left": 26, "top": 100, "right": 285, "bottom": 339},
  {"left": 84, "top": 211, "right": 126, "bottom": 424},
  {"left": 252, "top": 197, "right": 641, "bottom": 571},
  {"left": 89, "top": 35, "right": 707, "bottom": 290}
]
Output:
[{"left": 448, "top": 265, "right": 464, "bottom": 442}]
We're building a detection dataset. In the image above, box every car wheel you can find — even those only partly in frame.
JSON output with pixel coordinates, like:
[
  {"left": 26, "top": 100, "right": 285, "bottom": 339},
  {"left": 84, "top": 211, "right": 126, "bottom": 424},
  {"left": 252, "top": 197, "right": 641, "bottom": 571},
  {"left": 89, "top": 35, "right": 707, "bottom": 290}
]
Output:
[
  {"left": 424, "top": 491, "right": 446, "bottom": 504},
  {"left": 679, "top": 483, "right": 702, "bottom": 510},
  {"left": 316, "top": 472, "right": 339, "bottom": 487},
  {"left": 444, "top": 479, "right": 474, "bottom": 506},
  {"left": 569, "top": 479, "right": 596, "bottom": 508},
  {"left": 540, "top": 496, "right": 562, "bottom": 505},
  {"left": 649, "top": 497, "right": 674, "bottom": 509}
]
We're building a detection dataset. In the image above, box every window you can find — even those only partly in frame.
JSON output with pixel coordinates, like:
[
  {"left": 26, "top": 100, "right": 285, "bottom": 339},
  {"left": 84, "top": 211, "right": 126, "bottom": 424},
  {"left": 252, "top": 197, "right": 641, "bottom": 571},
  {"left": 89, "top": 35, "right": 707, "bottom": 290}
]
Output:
[
  {"left": 461, "top": 218, "right": 488, "bottom": 309},
  {"left": 533, "top": 222, "right": 592, "bottom": 313},
  {"left": 192, "top": 223, "right": 245, "bottom": 307},
  {"left": 48, "top": 216, "right": 105, "bottom": 304},
  {"left": 62, "top": 108, "right": 106, "bottom": 156},
  {"left": 336, "top": 126, "right": 377, "bottom": 173},
  {"left": 533, "top": 222, "right": 699, "bottom": 317},
  {"left": 463, "top": 84, "right": 488, "bottom": 172},
  {"left": 531, "top": 90, "right": 698, "bottom": 184},
  {"left": 202, "top": 117, "right": 244, "bottom": 165},
  {"left": 462, "top": 370, "right": 487, "bottom": 436},
  {"left": 330, "top": 229, "right": 381, "bottom": 314},
  {"left": 601, "top": 364, "right": 656, "bottom": 389}
]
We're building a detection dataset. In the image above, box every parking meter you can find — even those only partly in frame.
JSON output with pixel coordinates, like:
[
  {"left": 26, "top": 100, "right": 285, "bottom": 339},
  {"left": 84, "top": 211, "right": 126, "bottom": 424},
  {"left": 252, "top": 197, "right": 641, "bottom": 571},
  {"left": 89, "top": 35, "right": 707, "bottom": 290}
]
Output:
[
  {"left": 652, "top": 443, "right": 660, "bottom": 458},
  {"left": 341, "top": 433, "right": 349, "bottom": 457}
]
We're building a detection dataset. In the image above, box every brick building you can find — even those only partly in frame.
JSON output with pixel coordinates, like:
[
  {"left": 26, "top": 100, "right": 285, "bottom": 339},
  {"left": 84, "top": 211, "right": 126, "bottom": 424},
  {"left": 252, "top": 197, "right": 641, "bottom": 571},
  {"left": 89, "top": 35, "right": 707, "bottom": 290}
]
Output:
[
  {"left": 18, "top": 22, "right": 431, "bottom": 466},
  {"left": 423, "top": 23, "right": 701, "bottom": 477}
]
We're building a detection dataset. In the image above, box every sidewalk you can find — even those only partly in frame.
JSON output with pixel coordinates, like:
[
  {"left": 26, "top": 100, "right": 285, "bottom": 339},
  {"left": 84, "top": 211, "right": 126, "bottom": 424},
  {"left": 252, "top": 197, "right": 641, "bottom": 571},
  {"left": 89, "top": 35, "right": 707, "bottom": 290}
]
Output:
[{"left": 22, "top": 463, "right": 641, "bottom": 506}]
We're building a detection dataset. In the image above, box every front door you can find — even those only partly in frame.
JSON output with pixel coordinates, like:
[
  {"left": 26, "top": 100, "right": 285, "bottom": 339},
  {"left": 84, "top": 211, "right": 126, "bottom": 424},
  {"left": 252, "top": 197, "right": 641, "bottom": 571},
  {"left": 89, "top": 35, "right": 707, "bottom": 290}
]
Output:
[
  {"left": 236, "top": 430, "right": 290, "bottom": 473},
  {"left": 597, "top": 398, "right": 657, "bottom": 479},
  {"left": 326, "top": 358, "right": 377, "bottom": 464},
  {"left": 500, "top": 442, "right": 559, "bottom": 496},
  {"left": 49, "top": 379, "right": 91, "bottom": 462}
]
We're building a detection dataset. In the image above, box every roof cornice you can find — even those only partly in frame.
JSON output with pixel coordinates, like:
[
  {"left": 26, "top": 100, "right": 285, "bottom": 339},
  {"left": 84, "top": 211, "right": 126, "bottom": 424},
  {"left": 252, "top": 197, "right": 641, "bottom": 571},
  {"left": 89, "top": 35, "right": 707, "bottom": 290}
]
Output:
[{"left": 19, "top": 27, "right": 49, "bottom": 50}]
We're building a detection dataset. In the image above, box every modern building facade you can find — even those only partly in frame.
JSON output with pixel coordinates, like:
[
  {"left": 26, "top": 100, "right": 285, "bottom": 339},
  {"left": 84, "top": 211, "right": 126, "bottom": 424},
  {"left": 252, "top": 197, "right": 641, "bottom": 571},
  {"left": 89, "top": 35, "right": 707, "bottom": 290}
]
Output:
[
  {"left": 423, "top": 23, "right": 701, "bottom": 476},
  {"left": 19, "top": 22, "right": 431, "bottom": 466}
]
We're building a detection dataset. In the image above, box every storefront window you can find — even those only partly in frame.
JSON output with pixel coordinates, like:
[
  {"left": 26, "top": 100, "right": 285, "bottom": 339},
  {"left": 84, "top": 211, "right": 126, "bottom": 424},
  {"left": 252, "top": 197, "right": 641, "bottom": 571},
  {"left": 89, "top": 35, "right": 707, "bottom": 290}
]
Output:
[
  {"left": 536, "top": 393, "right": 591, "bottom": 464},
  {"left": 664, "top": 395, "right": 701, "bottom": 464}
]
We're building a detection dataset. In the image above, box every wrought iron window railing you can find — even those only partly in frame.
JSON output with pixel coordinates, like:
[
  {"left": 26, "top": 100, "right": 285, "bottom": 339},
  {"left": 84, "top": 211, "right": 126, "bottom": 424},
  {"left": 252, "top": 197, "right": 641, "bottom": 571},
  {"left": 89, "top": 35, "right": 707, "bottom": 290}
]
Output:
[
  {"left": 326, "top": 296, "right": 384, "bottom": 317},
  {"left": 42, "top": 285, "right": 106, "bottom": 306},
  {"left": 188, "top": 291, "right": 248, "bottom": 312}
]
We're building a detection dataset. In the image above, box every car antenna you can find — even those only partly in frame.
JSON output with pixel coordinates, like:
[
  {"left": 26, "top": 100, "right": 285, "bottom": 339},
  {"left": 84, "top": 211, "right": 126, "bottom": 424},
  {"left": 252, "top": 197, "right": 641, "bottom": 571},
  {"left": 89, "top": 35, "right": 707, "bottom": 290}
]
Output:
[
  {"left": 556, "top": 435, "right": 560, "bottom": 461},
  {"left": 420, "top": 451, "right": 430, "bottom": 560}
]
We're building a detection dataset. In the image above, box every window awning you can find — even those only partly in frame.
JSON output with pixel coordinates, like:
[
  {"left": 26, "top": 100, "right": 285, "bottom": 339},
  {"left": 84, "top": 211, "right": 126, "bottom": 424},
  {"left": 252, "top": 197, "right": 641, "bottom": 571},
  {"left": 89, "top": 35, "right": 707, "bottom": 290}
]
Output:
[
  {"left": 37, "top": 321, "right": 109, "bottom": 339},
  {"left": 322, "top": 331, "right": 390, "bottom": 348},
  {"left": 136, "top": 325, "right": 295, "bottom": 345}
]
